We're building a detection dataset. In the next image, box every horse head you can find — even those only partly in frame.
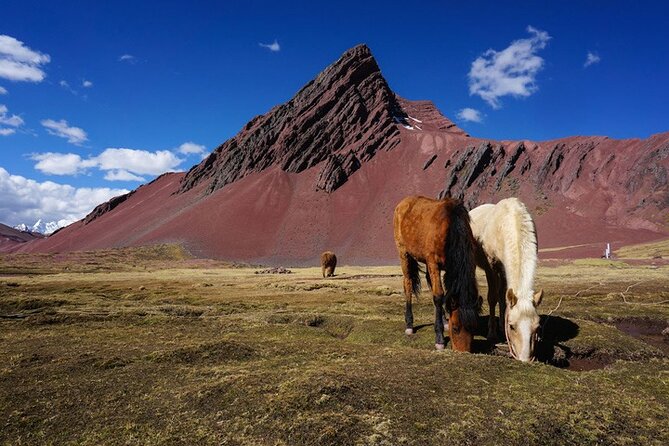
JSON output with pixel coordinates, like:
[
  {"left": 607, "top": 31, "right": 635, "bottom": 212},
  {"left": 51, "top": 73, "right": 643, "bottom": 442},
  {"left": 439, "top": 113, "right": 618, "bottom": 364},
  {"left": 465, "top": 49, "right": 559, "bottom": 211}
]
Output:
[
  {"left": 505, "top": 288, "right": 544, "bottom": 362},
  {"left": 448, "top": 309, "right": 473, "bottom": 352}
]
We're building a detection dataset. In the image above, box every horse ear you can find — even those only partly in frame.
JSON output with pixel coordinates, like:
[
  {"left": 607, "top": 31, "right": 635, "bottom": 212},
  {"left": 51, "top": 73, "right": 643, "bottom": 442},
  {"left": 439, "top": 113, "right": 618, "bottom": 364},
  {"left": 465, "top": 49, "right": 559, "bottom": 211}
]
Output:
[
  {"left": 506, "top": 288, "right": 518, "bottom": 308},
  {"left": 533, "top": 289, "right": 544, "bottom": 307}
]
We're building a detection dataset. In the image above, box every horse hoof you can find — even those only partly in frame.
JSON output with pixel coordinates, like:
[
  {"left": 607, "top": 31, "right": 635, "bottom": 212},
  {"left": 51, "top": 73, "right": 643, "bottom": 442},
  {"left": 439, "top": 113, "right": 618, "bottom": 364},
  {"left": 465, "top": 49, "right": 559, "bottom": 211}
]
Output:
[
  {"left": 405, "top": 328, "right": 414, "bottom": 336},
  {"left": 435, "top": 343, "right": 445, "bottom": 351}
]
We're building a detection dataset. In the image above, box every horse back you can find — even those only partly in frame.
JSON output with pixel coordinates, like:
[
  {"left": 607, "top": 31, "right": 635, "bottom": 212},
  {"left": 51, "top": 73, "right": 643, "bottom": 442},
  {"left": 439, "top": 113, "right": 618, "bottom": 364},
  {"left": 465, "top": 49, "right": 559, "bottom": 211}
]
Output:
[{"left": 393, "top": 196, "right": 458, "bottom": 265}]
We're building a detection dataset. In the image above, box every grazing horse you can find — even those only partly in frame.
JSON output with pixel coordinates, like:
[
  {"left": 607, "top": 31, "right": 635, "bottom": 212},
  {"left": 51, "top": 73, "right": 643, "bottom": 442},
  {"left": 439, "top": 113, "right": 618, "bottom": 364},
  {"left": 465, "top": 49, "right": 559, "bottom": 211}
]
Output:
[
  {"left": 469, "top": 198, "right": 544, "bottom": 362},
  {"left": 393, "top": 196, "right": 480, "bottom": 352},
  {"left": 320, "top": 251, "right": 337, "bottom": 277}
]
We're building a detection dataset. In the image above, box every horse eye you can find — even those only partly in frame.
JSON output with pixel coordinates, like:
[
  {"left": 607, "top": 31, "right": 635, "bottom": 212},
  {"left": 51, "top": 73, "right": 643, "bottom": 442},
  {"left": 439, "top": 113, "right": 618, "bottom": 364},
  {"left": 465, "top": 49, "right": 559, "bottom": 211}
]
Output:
[
  {"left": 452, "top": 326, "right": 461, "bottom": 334},
  {"left": 509, "top": 324, "right": 516, "bottom": 331}
]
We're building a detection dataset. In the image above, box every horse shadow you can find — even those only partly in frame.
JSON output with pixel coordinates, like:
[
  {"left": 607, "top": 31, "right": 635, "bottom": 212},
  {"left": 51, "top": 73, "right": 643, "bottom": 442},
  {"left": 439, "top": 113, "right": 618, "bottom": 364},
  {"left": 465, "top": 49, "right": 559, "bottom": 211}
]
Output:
[
  {"left": 470, "top": 315, "right": 580, "bottom": 360},
  {"left": 411, "top": 315, "right": 579, "bottom": 360},
  {"left": 536, "top": 315, "right": 580, "bottom": 367}
]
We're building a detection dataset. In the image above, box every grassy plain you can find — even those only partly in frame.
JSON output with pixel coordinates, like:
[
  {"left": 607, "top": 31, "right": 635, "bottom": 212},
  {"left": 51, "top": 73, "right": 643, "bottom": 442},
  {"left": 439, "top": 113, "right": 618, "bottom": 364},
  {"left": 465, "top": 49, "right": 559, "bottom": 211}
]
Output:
[{"left": 1, "top": 245, "right": 668, "bottom": 445}]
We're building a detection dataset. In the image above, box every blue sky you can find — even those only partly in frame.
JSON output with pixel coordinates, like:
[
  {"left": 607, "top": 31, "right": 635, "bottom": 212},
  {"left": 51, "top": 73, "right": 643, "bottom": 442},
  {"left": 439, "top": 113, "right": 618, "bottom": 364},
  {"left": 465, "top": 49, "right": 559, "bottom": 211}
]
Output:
[{"left": 1, "top": 1, "right": 668, "bottom": 228}]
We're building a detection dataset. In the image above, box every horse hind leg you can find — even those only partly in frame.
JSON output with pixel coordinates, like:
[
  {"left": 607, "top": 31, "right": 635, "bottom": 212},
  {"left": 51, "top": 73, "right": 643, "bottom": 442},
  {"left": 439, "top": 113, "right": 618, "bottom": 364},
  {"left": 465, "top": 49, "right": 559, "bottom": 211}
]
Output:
[{"left": 400, "top": 253, "right": 419, "bottom": 335}]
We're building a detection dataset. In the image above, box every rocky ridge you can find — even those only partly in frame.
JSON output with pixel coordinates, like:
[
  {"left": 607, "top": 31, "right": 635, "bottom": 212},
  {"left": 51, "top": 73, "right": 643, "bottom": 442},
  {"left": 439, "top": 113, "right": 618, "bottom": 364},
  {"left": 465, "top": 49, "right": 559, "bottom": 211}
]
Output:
[{"left": 178, "top": 45, "right": 414, "bottom": 196}]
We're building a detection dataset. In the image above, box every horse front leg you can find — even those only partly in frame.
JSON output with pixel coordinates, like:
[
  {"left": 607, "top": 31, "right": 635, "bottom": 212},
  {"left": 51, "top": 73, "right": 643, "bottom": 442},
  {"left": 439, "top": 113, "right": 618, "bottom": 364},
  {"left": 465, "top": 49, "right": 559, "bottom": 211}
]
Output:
[
  {"left": 485, "top": 267, "right": 499, "bottom": 343},
  {"left": 496, "top": 270, "right": 507, "bottom": 338},
  {"left": 427, "top": 262, "right": 446, "bottom": 350}
]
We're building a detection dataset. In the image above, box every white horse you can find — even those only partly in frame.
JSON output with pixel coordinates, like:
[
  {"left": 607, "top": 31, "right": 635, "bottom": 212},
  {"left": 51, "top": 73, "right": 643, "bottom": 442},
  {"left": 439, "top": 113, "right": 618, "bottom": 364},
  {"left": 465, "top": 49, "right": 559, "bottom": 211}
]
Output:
[{"left": 469, "top": 198, "right": 544, "bottom": 362}]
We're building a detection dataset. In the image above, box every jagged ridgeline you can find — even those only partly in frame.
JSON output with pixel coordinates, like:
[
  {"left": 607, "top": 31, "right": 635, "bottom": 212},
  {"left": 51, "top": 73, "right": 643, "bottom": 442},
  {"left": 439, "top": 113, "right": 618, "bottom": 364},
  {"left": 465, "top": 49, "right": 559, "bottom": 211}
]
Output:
[{"left": 178, "top": 44, "right": 406, "bottom": 195}]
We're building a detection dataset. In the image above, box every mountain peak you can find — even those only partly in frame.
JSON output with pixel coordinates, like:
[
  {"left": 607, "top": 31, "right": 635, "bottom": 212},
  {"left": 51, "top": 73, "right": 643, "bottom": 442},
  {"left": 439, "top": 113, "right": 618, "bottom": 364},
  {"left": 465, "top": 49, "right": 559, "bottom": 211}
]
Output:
[{"left": 179, "top": 44, "right": 403, "bottom": 194}]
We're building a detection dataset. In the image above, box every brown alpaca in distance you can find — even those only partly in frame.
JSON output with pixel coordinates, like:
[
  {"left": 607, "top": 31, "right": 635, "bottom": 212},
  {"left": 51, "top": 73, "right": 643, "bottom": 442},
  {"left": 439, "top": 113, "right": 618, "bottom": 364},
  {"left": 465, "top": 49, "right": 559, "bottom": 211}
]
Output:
[
  {"left": 321, "top": 251, "right": 337, "bottom": 277},
  {"left": 393, "top": 196, "right": 480, "bottom": 352}
]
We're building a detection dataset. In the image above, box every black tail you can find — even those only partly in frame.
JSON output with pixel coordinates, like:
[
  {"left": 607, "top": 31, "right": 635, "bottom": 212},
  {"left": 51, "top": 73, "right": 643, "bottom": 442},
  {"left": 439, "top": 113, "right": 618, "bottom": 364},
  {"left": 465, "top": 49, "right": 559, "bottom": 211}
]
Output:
[
  {"left": 415, "top": 262, "right": 434, "bottom": 292},
  {"left": 444, "top": 202, "right": 480, "bottom": 332}
]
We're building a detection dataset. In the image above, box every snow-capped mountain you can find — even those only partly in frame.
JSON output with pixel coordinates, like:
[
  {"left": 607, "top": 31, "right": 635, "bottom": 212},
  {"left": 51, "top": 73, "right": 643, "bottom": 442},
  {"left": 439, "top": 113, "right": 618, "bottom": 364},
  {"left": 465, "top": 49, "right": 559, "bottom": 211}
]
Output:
[{"left": 14, "top": 219, "right": 69, "bottom": 235}]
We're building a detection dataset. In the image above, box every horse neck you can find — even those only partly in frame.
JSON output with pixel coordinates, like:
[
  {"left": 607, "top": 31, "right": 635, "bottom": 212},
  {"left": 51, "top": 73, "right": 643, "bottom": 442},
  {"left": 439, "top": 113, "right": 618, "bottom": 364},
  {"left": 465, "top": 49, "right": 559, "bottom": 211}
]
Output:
[{"left": 503, "top": 207, "right": 538, "bottom": 304}]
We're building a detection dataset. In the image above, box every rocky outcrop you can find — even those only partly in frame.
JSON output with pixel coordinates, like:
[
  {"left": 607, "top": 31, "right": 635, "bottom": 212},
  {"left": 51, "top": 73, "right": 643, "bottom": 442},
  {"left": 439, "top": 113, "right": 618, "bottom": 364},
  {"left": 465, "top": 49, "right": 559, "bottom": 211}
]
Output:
[
  {"left": 84, "top": 191, "right": 135, "bottom": 224},
  {"left": 439, "top": 141, "right": 506, "bottom": 205},
  {"left": 494, "top": 142, "right": 527, "bottom": 190},
  {"left": 179, "top": 44, "right": 405, "bottom": 195},
  {"left": 315, "top": 151, "right": 361, "bottom": 193}
]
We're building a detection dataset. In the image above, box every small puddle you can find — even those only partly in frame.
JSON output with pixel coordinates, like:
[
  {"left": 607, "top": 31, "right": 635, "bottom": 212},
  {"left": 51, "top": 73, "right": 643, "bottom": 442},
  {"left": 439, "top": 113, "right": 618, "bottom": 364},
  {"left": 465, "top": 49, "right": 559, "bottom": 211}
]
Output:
[{"left": 614, "top": 318, "right": 669, "bottom": 355}]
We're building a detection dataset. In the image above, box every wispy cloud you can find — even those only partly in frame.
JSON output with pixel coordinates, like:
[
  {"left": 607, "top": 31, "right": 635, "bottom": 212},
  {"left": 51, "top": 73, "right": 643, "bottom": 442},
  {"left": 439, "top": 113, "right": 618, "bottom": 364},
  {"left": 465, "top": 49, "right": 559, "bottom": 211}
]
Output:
[
  {"left": 456, "top": 108, "right": 483, "bottom": 123},
  {"left": 0, "top": 166, "right": 129, "bottom": 227},
  {"left": 0, "top": 34, "right": 50, "bottom": 82},
  {"left": 468, "top": 26, "right": 551, "bottom": 109},
  {"left": 103, "top": 170, "right": 146, "bottom": 182},
  {"left": 0, "top": 103, "right": 24, "bottom": 135},
  {"left": 31, "top": 147, "right": 184, "bottom": 180},
  {"left": 0, "top": 86, "right": 6, "bottom": 95},
  {"left": 584, "top": 51, "right": 601, "bottom": 68},
  {"left": 59, "top": 79, "right": 78, "bottom": 95},
  {"left": 259, "top": 39, "right": 280, "bottom": 52},
  {"left": 82, "top": 79, "right": 93, "bottom": 88},
  {"left": 118, "top": 54, "right": 136, "bottom": 63},
  {"left": 41, "top": 119, "right": 88, "bottom": 145}
]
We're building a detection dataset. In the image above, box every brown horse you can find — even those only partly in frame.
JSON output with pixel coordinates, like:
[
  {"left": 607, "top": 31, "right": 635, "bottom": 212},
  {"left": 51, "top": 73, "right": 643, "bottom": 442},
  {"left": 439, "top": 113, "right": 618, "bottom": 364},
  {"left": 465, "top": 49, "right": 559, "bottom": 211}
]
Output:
[
  {"left": 393, "top": 196, "right": 480, "bottom": 352},
  {"left": 320, "top": 251, "right": 337, "bottom": 277}
]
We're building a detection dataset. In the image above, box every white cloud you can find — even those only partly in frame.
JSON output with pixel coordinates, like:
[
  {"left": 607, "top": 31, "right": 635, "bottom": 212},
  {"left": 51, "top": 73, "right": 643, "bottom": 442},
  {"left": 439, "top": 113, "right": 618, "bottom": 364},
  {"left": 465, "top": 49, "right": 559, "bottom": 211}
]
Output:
[
  {"left": 0, "top": 104, "right": 24, "bottom": 127},
  {"left": 82, "top": 79, "right": 93, "bottom": 88},
  {"left": 0, "top": 34, "right": 50, "bottom": 82},
  {"left": 0, "top": 86, "right": 6, "bottom": 95},
  {"left": 468, "top": 26, "right": 551, "bottom": 109},
  {"left": 103, "top": 170, "right": 146, "bottom": 182},
  {"left": 177, "top": 141, "right": 206, "bottom": 155},
  {"left": 0, "top": 103, "right": 24, "bottom": 135},
  {"left": 0, "top": 166, "right": 129, "bottom": 227},
  {"left": 94, "top": 148, "right": 183, "bottom": 175},
  {"left": 456, "top": 108, "right": 483, "bottom": 123},
  {"left": 31, "top": 152, "right": 95, "bottom": 175},
  {"left": 30, "top": 147, "right": 184, "bottom": 180},
  {"left": 41, "top": 119, "right": 88, "bottom": 145},
  {"left": 118, "top": 54, "right": 136, "bottom": 63},
  {"left": 259, "top": 40, "right": 280, "bottom": 52},
  {"left": 584, "top": 51, "right": 600, "bottom": 68}
]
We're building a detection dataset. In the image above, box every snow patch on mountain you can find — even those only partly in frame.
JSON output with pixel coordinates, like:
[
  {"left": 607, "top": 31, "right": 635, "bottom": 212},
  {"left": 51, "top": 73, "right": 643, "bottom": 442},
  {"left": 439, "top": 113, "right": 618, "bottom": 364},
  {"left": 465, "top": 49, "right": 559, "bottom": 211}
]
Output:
[{"left": 14, "top": 218, "right": 71, "bottom": 235}]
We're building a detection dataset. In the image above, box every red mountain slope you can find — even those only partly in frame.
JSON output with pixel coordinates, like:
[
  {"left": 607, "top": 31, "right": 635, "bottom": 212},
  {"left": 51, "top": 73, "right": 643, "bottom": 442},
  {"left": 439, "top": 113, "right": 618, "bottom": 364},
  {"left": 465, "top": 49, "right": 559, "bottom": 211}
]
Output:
[{"left": 15, "top": 45, "right": 669, "bottom": 262}]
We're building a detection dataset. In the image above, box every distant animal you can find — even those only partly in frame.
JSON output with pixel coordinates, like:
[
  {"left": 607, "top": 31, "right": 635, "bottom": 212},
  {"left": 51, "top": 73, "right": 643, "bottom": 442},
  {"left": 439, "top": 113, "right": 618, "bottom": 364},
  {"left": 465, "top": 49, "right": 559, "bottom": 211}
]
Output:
[
  {"left": 469, "top": 198, "right": 544, "bottom": 362},
  {"left": 393, "top": 196, "right": 480, "bottom": 352},
  {"left": 320, "top": 251, "right": 337, "bottom": 277}
]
